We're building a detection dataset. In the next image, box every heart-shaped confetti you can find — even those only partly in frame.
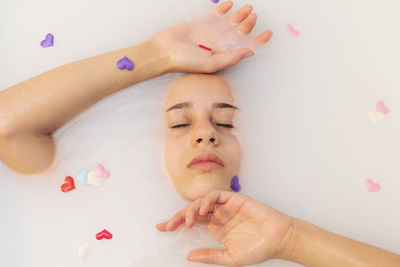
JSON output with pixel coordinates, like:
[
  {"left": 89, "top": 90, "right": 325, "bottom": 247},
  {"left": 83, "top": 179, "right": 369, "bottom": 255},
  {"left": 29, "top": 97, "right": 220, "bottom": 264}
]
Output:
[
  {"left": 376, "top": 100, "right": 389, "bottom": 114},
  {"left": 77, "top": 169, "right": 89, "bottom": 185},
  {"left": 286, "top": 24, "right": 299, "bottom": 36},
  {"left": 96, "top": 164, "right": 110, "bottom": 179},
  {"left": 211, "top": 0, "right": 219, "bottom": 3},
  {"left": 61, "top": 176, "right": 75, "bottom": 192},
  {"left": 117, "top": 56, "right": 134, "bottom": 71},
  {"left": 87, "top": 170, "right": 102, "bottom": 187},
  {"left": 96, "top": 229, "right": 113, "bottom": 240},
  {"left": 230, "top": 175, "right": 241, "bottom": 192},
  {"left": 78, "top": 241, "right": 91, "bottom": 260},
  {"left": 40, "top": 33, "right": 54, "bottom": 48},
  {"left": 369, "top": 110, "right": 385, "bottom": 123},
  {"left": 365, "top": 179, "right": 381, "bottom": 192}
]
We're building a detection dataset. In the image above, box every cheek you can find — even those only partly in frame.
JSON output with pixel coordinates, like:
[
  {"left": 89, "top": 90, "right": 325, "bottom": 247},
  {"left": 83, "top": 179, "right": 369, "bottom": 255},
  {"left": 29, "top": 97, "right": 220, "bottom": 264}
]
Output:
[
  {"left": 164, "top": 135, "right": 186, "bottom": 169},
  {"left": 224, "top": 136, "right": 242, "bottom": 167}
]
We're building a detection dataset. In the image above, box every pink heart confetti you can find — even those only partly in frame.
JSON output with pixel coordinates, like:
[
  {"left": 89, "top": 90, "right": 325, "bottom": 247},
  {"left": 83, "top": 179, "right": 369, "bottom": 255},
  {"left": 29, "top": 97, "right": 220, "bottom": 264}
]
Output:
[
  {"left": 96, "top": 164, "right": 110, "bottom": 179},
  {"left": 286, "top": 24, "right": 299, "bottom": 36},
  {"left": 365, "top": 179, "right": 381, "bottom": 192},
  {"left": 376, "top": 100, "right": 389, "bottom": 114}
]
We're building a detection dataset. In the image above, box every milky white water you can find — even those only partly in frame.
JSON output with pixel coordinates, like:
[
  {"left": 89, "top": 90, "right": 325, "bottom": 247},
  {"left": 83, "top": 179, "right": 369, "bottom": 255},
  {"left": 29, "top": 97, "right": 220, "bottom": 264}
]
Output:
[{"left": 1, "top": 0, "right": 400, "bottom": 266}]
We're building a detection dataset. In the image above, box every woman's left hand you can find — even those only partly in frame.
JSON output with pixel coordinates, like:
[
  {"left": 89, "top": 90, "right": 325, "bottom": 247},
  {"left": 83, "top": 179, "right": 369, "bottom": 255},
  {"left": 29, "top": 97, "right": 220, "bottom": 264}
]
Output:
[
  {"left": 156, "top": 190, "right": 294, "bottom": 267},
  {"left": 149, "top": 0, "right": 273, "bottom": 73}
]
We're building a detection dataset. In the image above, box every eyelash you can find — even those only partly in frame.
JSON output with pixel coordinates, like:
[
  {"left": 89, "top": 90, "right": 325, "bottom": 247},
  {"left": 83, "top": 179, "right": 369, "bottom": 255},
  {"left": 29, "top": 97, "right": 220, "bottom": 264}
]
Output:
[{"left": 172, "top": 123, "right": 235, "bottom": 129}]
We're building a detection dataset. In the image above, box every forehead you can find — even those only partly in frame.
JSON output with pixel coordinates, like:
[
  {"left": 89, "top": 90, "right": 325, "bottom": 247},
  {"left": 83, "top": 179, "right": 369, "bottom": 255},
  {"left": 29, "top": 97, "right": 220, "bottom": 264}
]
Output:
[{"left": 165, "top": 74, "right": 234, "bottom": 109}]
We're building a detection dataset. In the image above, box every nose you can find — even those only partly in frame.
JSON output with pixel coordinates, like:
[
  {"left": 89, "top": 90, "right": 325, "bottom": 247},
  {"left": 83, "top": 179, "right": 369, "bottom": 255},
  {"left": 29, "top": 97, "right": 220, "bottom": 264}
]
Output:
[{"left": 192, "top": 121, "right": 219, "bottom": 146}]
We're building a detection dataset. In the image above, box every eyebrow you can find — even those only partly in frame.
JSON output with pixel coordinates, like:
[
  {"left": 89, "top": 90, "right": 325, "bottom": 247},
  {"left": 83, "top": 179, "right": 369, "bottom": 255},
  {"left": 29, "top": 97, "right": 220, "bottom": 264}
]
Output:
[{"left": 165, "top": 102, "right": 239, "bottom": 112}]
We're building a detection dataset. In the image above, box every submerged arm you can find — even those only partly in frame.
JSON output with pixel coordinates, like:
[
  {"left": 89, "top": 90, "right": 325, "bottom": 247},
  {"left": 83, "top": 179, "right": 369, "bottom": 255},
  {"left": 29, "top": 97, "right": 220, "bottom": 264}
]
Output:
[
  {"left": 278, "top": 217, "right": 400, "bottom": 267},
  {"left": 0, "top": 40, "right": 169, "bottom": 174}
]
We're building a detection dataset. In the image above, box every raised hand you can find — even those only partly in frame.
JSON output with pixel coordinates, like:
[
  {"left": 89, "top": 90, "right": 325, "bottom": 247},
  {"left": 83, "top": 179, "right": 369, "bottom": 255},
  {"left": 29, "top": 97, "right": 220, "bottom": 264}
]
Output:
[{"left": 150, "top": 1, "right": 273, "bottom": 73}]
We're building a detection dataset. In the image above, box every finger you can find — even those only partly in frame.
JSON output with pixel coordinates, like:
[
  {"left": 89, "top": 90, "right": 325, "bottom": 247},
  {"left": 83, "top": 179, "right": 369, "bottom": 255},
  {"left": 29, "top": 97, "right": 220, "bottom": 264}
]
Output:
[
  {"left": 156, "top": 221, "right": 169, "bottom": 232},
  {"left": 206, "top": 51, "right": 236, "bottom": 72},
  {"left": 215, "top": 1, "right": 234, "bottom": 15},
  {"left": 187, "top": 248, "right": 236, "bottom": 266},
  {"left": 185, "top": 198, "right": 203, "bottom": 228},
  {"left": 237, "top": 13, "right": 257, "bottom": 36},
  {"left": 228, "top": 4, "right": 253, "bottom": 24},
  {"left": 165, "top": 209, "right": 187, "bottom": 231},
  {"left": 246, "top": 30, "right": 273, "bottom": 51},
  {"left": 199, "top": 190, "right": 234, "bottom": 216}
]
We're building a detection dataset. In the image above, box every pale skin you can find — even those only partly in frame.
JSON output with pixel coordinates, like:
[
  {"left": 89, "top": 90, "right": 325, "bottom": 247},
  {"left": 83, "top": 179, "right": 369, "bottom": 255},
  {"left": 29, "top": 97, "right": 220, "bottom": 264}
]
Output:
[
  {"left": 164, "top": 74, "right": 242, "bottom": 201},
  {"left": 0, "top": 1, "right": 399, "bottom": 266}
]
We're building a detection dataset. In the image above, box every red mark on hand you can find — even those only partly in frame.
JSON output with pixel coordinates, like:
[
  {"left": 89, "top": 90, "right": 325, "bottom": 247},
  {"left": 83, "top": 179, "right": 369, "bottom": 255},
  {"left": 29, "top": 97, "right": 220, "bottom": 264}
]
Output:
[{"left": 199, "top": 44, "right": 214, "bottom": 52}]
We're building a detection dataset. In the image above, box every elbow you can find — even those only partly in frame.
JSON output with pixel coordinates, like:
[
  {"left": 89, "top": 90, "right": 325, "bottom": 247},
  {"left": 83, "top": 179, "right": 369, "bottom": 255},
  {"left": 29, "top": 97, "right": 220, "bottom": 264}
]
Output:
[
  {"left": 0, "top": 123, "right": 11, "bottom": 140},
  {"left": 0, "top": 120, "right": 15, "bottom": 140},
  {"left": 0, "top": 133, "right": 56, "bottom": 174}
]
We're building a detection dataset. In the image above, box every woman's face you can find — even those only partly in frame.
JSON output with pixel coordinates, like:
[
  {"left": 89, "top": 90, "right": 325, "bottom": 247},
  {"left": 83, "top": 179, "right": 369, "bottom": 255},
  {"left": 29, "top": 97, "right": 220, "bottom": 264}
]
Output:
[{"left": 163, "top": 73, "right": 242, "bottom": 201}]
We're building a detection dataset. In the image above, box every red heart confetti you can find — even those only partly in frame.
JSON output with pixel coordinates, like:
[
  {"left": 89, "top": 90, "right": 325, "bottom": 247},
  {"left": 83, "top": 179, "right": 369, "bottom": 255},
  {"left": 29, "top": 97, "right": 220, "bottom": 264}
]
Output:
[
  {"left": 96, "top": 229, "right": 113, "bottom": 240},
  {"left": 61, "top": 176, "right": 75, "bottom": 192}
]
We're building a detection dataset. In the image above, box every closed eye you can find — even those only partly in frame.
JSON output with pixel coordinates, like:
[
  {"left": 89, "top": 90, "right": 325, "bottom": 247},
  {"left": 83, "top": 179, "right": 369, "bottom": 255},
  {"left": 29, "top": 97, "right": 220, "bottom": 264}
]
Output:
[{"left": 171, "top": 123, "right": 235, "bottom": 129}]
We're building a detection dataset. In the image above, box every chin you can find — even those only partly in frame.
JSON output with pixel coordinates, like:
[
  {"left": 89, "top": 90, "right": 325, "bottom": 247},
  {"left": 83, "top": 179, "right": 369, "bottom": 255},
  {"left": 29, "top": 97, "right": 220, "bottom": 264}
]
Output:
[{"left": 183, "top": 178, "right": 230, "bottom": 201}]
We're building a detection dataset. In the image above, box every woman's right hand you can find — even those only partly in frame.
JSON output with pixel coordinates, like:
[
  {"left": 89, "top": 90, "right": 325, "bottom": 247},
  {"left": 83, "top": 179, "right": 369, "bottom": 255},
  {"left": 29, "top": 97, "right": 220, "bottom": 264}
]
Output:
[
  {"left": 149, "top": 1, "right": 273, "bottom": 73},
  {"left": 156, "top": 190, "right": 294, "bottom": 267}
]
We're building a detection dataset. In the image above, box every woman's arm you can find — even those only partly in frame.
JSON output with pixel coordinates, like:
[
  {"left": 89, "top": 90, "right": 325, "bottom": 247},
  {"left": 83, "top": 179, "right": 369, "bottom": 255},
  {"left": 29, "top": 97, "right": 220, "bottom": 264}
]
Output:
[
  {"left": 0, "top": 40, "right": 169, "bottom": 138},
  {"left": 157, "top": 190, "right": 400, "bottom": 266},
  {"left": 0, "top": 40, "right": 169, "bottom": 174},
  {"left": 278, "top": 217, "right": 400, "bottom": 267}
]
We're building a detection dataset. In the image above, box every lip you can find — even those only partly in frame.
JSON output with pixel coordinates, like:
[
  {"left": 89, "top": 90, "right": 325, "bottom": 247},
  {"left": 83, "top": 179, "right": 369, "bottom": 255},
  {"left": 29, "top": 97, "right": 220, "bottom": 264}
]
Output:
[{"left": 188, "top": 152, "right": 224, "bottom": 171}]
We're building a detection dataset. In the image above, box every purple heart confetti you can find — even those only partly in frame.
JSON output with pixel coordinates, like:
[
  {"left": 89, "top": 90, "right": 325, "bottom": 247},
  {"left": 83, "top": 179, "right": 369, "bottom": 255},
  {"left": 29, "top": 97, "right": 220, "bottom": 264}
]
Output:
[
  {"left": 230, "top": 175, "right": 241, "bottom": 192},
  {"left": 211, "top": 0, "right": 219, "bottom": 3},
  {"left": 116, "top": 56, "right": 134, "bottom": 71},
  {"left": 40, "top": 33, "right": 54, "bottom": 48}
]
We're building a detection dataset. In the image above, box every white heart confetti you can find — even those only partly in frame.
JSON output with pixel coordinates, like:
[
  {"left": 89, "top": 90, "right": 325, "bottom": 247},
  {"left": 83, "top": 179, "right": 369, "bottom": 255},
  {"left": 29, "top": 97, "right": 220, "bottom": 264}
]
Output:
[
  {"left": 87, "top": 170, "right": 102, "bottom": 187},
  {"left": 78, "top": 241, "right": 91, "bottom": 260}
]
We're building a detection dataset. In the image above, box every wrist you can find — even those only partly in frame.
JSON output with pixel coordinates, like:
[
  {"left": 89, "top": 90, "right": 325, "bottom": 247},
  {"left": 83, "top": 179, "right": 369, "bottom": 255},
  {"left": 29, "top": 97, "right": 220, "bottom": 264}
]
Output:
[
  {"left": 143, "top": 37, "right": 172, "bottom": 74},
  {"left": 273, "top": 216, "right": 303, "bottom": 262}
]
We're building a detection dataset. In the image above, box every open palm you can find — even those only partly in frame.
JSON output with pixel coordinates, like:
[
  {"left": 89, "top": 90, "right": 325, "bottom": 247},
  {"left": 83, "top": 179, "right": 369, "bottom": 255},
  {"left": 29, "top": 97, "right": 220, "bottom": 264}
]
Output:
[{"left": 150, "top": 1, "right": 273, "bottom": 73}]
